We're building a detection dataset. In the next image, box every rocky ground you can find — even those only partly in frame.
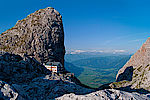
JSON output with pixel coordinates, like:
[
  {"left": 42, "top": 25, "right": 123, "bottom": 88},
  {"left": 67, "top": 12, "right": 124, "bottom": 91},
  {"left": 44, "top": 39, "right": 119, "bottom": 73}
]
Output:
[
  {"left": 57, "top": 89, "right": 150, "bottom": 100},
  {"left": 0, "top": 52, "right": 94, "bottom": 99}
]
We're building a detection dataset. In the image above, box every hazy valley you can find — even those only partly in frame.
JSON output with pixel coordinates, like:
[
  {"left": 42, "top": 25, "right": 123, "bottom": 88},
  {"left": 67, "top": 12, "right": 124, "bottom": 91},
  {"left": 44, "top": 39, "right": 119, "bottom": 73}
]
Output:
[{"left": 65, "top": 54, "right": 131, "bottom": 88}]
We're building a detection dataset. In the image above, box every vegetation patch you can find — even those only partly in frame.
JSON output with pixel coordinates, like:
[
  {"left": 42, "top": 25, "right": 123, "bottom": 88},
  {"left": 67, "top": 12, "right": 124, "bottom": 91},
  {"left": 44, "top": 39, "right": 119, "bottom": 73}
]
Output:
[
  {"left": 1, "top": 45, "right": 10, "bottom": 50},
  {"left": 133, "top": 73, "right": 138, "bottom": 78},
  {"left": 145, "top": 64, "right": 149, "bottom": 68},
  {"left": 137, "top": 66, "right": 142, "bottom": 72},
  {"left": 110, "top": 80, "right": 130, "bottom": 88}
]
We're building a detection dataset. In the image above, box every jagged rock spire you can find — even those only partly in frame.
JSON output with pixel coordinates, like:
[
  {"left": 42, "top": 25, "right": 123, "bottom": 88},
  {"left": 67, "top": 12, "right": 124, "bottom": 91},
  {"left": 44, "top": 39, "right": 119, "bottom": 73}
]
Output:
[{"left": 0, "top": 7, "right": 65, "bottom": 65}]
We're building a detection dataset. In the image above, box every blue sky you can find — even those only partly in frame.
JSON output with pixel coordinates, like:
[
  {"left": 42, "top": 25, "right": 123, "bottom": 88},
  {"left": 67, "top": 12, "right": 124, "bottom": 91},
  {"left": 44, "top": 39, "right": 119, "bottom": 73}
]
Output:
[{"left": 0, "top": 0, "right": 150, "bottom": 53}]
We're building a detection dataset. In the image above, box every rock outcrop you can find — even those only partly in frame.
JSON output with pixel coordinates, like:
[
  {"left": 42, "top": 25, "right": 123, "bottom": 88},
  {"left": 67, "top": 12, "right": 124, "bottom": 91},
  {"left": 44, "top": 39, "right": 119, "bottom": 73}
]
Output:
[
  {"left": 0, "top": 7, "right": 65, "bottom": 65},
  {"left": 20, "top": 76, "right": 93, "bottom": 99},
  {"left": 57, "top": 89, "right": 150, "bottom": 100},
  {"left": 0, "top": 80, "right": 18, "bottom": 100},
  {"left": 0, "top": 52, "right": 51, "bottom": 85},
  {"left": 0, "top": 80, "right": 28, "bottom": 100},
  {"left": 114, "top": 38, "right": 150, "bottom": 91},
  {"left": 0, "top": 52, "right": 94, "bottom": 99}
]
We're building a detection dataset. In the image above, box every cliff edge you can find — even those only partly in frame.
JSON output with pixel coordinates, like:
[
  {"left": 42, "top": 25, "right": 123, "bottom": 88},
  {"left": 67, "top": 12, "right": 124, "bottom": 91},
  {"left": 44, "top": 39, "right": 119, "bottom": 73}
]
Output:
[
  {"left": 0, "top": 7, "right": 65, "bottom": 65},
  {"left": 111, "top": 37, "right": 150, "bottom": 92}
]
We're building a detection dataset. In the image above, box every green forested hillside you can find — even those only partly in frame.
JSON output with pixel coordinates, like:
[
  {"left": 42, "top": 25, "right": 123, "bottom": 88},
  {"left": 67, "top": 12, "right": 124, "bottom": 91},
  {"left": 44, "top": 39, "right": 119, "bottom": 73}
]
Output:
[
  {"left": 65, "top": 54, "right": 131, "bottom": 88},
  {"left": 64, "top": 62, "right": 84, "bottom": 77}
]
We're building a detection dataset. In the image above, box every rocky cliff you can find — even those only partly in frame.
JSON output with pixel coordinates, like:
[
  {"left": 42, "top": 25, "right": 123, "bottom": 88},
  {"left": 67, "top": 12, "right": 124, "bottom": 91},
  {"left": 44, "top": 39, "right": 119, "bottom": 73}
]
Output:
[
  {"left": 0, "top": 7, "right": 65, "bottom": 65},
  {"left": 0, "top": 52, "right": 94, "bottom": 99},
  {"left": 111, "top": 38, "right": 150, "bottom": 92},
  {"left": 1, "top": 52, "right": 149, "bottom": 100},
  {"left": 0, "top": 52, "right": 51, "bottom": 85}
]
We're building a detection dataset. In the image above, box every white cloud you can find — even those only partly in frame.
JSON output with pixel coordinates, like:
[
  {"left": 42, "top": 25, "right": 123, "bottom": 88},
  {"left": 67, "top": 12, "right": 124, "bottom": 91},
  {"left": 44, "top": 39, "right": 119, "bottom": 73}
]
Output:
[
  {"left": 66, "top": 49, "right": 105, "bottom": 54},
  {"left": 113, "top": 50, "right": 126, "bottom": 53},
  {"left": 87, "top": 50, "right": 104, "bottom": 53},
  {"left": 69, "top": 50, "right": 86, "bottom": 54},
  {"left": 66, "top": 49, "right": 128, "bottom": 54}
]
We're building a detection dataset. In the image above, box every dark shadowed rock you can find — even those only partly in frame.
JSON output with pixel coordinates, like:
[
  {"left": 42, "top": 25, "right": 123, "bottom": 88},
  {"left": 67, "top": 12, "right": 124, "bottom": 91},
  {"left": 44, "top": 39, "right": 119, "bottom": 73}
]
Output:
[
  {"left": 0, "top": 53, "right": 94, "bottom": 99},
  {"left": 114, "top": 38, "right": 150, "bottom": 92},
  {"left": 20, "top": 76, "right": 93, "bottom": 99},
  {"left": 0, "top": 7, "right": 65, "bottom": 65},
  {"left": 0, "top": 52, "right": 51, "bottom": 85},
  {"left": 116, "top": 66, "right": 133, "bottom": 82},
  {"left": 0, "top": 80, "right": 18, "bottom": 100},
  {"left": 0, "top": 80, "right": 27, "bottom": 100}
]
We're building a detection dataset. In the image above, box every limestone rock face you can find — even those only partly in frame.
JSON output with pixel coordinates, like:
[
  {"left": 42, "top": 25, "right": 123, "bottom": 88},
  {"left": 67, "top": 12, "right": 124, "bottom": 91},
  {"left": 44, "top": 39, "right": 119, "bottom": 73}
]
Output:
[
  {"left": 116, "top": 37, "right": 150, "bottom": 91},
  {"left": 0, "top": 7, "right": 65, "bottom": 65},
  {"left": 20, "top": 76, "right": 93, "bottom": 99},
  {"left": 0, "top": 52, "right": 51, "bottom": 85},
  {"left": 0, "top": 80, "right": 18, "bottom": 100},
  {"left": 0, "top": 80, "right": 28, "bottom": 100},
  {"left": 57, "top": 89, "right": 150, "bottom": 100},
  {"left": 0, "top": 52, "right": 94, "bottom": 99}
]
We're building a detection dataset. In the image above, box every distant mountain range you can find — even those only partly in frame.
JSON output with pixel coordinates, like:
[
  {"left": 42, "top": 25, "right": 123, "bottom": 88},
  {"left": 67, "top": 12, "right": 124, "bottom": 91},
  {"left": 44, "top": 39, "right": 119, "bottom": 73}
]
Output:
[{"left": 66, "top": 50, "right": 131, "bottom": 55}]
